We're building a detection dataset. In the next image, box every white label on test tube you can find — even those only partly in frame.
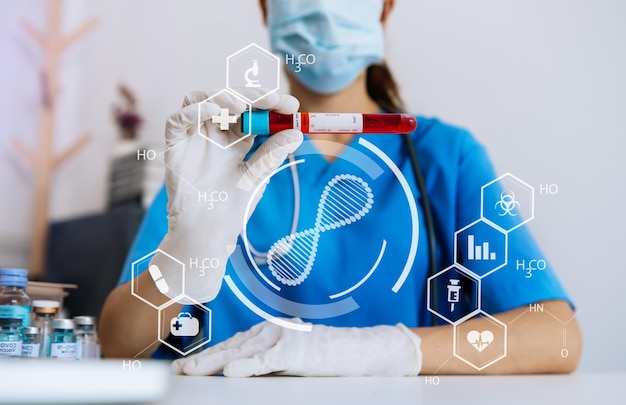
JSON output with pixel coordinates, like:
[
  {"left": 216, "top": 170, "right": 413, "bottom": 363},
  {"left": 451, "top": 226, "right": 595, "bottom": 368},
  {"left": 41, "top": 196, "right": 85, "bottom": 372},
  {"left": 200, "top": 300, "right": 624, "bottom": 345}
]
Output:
[
  {"left": 295, "top": 113, "right": 364, "bottom": 133},
  {"left": 293, "top": 113, "right": 302, "bottom": 131}
]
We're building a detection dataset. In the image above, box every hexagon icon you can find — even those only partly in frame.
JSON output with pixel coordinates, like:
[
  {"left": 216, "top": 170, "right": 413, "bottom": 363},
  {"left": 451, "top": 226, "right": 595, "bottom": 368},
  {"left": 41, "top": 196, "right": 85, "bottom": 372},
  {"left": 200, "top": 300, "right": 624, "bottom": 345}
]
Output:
[
  {"left": 454, "top": 311, "right": 507, "bottom": 371},
  {"left": 131, "top": 249, "right": 184, "bottom": 310},
  {"left": 226, "top": 43, "right": 280, "bottom": 104},
  {"left": 427, "top": 265, "right": 480, "bottom": 324},
  {"left": 455, "top": 219, "right": 507, "bottom": 278},
  {"left": 197, "top": 89, "right": 253, "bottom": 149},
  {"left": 158, "top": 296, "right": 212, "bottom": 356},
  {"left": 481, "top": 173, "right": 534, "bottom": 232}
]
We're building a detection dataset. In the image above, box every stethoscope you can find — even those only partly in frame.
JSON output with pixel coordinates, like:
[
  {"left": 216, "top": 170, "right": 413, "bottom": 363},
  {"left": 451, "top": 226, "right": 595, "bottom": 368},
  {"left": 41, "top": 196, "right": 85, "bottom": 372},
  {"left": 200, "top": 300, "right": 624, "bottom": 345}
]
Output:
[{"left": 247, "top": 133, "right": 440, "bottom": 324}]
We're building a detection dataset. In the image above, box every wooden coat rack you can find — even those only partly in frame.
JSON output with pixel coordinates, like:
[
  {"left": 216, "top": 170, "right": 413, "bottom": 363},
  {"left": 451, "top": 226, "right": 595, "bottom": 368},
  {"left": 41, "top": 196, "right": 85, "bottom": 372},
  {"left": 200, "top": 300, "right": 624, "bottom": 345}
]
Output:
[{"left": 12, "top": 0, "right": 98, "bottom": 280}]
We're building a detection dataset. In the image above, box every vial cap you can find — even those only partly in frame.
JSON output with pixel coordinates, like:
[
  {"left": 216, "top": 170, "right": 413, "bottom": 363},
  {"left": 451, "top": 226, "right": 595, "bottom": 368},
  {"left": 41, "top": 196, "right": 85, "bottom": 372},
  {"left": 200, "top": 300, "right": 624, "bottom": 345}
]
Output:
[
  {"left": 22, "top": 326, "right": 40, "bottom": 336},
  {"left": 0, "top": 268, "right": 29, "bottom": 288},
  {"left": 74, "top": 316, "right": 96, "bottom": 326},
  {"left": 51, "top": 318, "right": 75, "bottom": 330},
  {"left": 33, "top": 300, "right": 60, "bottom": 314},
  {"left": 241, "top": 111, "right": 270, "bottom": 135},
  {"left": 0, "top": 318, "right": 23, "bottom": 328}
]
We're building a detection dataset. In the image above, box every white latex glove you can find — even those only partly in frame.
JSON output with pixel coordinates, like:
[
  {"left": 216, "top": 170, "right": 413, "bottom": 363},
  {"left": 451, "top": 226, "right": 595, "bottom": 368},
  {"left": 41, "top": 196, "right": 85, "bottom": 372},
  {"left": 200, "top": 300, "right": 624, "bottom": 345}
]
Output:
[
  {"left": 171, "top": 319, "right": 422, "bottom": 377},
  {"left": 150, "top": 89, "right": 303, "bottom": 304}
]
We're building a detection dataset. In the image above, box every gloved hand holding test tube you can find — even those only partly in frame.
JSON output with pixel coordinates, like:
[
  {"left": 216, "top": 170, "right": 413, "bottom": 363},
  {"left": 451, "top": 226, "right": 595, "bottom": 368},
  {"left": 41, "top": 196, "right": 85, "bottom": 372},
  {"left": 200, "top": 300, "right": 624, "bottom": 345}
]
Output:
[
  {"left": 150, "top": 93, "right": 418, "bottom": 305},
  {"left": 242, "top": 111, "right": 417, "bottom": 135},
  {"left": 149, "top": 89, "right": 423, "bottom": 378},
  {"left": 149, "top": 89, "right": 303, "bottom": 305}
]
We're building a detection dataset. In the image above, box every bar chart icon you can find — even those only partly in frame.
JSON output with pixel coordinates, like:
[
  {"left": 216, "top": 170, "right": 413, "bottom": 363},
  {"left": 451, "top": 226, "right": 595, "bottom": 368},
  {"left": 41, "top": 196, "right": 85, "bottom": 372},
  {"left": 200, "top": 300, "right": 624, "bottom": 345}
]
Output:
[{"left": 467, "top": 235, "right": 496, "bottom": 261}]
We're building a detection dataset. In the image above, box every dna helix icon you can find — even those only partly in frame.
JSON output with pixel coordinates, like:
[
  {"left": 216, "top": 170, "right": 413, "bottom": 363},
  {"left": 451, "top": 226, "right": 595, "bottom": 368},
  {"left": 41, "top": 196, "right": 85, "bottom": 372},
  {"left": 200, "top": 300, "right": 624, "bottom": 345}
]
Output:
[{"left": 267, "top": 173, "right": 375, "bottom": 286}]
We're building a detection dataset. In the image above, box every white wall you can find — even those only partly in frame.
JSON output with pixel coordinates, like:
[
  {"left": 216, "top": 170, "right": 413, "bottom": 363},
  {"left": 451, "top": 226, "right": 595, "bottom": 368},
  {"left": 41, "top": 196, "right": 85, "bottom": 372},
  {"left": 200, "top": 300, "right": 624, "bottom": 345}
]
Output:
[{"left": 0, "top": 0, "right": 624, "bottom": 372}]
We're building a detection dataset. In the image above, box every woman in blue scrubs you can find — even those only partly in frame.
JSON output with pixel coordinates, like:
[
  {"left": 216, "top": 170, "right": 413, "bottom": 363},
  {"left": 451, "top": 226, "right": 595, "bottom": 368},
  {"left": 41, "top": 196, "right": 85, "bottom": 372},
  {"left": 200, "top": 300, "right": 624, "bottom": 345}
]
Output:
[{"left": 100, "top": 0, "right": 581, "bottom": 376}]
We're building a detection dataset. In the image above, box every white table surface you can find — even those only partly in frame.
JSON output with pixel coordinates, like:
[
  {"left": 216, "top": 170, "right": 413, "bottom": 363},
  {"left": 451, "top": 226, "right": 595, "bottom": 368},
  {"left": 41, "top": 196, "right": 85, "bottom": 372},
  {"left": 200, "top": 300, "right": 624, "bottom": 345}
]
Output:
[
  {"left": 154, "top": 373, "right": 624, "bottom": 405},
  {"left": 1, "top": 359, "right": 621, "bottom": 404}
]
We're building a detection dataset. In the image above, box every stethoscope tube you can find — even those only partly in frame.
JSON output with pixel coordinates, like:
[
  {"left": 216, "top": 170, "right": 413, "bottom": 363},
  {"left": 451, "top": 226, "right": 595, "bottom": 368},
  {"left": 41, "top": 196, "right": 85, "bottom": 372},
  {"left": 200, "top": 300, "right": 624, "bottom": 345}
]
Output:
[{"left": 401, "top": 133, "right": 440, "bottom": 326}]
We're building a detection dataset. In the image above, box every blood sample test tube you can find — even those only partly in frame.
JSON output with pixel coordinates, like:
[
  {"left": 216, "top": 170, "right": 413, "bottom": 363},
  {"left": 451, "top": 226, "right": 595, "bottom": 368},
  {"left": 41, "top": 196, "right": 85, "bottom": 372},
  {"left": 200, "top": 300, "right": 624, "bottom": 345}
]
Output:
[{"left": 241, "top": 111, "right": 417, "bottom": 135}]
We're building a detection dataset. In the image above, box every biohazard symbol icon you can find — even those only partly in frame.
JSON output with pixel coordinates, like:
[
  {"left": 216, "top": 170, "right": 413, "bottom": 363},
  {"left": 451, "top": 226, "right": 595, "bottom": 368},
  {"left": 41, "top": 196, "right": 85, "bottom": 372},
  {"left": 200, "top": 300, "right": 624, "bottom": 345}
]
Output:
[{"left": 494, "top": 191, "right": 520, "bottom": 217}]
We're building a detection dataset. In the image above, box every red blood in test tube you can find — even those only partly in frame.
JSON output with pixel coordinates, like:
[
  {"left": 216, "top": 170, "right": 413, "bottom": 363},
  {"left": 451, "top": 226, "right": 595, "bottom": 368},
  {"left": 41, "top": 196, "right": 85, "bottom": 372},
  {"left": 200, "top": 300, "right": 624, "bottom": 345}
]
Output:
[{"left": 243, "top": 111, "right": 417, "bottom": 135}]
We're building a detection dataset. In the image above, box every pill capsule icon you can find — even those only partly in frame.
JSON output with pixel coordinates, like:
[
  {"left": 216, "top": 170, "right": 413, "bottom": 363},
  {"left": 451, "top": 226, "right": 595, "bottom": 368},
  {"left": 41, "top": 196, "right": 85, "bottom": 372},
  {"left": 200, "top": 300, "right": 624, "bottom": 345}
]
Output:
[{"left": 148, "top": 264, "right": 170, "bottom": 294}]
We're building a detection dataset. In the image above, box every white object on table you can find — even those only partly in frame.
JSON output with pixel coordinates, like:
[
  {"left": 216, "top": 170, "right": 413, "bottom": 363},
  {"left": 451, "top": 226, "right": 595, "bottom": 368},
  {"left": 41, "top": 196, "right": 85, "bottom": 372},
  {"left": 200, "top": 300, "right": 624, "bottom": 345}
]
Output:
[{"left": 0, "top": 358, "right": 169, "bottom": 404}]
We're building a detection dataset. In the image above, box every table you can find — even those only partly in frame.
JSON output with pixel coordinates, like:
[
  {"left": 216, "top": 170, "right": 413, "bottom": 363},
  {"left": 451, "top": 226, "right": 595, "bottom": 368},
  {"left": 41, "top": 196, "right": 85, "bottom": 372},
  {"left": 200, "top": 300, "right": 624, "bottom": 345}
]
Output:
[
  {"left": 155, "top": 373, "right": 624, "bottom": 405},
  {"left": 1, "top": 359, "right": 621, "bottom": 404}
]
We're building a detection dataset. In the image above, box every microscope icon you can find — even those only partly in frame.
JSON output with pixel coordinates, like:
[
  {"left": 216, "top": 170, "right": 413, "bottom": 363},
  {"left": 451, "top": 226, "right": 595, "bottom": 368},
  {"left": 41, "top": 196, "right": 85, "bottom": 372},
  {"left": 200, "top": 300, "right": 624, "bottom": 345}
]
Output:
[{"left": 245, "top": 60, "right": 261, "bottom": 88}]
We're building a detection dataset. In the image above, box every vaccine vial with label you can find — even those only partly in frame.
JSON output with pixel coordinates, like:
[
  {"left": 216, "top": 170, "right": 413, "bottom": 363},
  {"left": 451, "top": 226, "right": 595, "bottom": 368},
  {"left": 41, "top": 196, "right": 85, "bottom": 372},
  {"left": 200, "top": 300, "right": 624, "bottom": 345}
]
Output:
[
  {"left": 0, "top": 268, "right": 32, "bottom": 330},
  {"left": 21, "top": 326, "right": 41, "bottom": 358},
  {"left": 32, "top": 300, "right": 59, "bottom": 357},
  {"left": 49, "top": 318, "right": 77, "bottom": 360},
  {"left": 0, "top": 318, "right": 23, "bottom": 357},
  {"left": 74, "top": 316, "right": 100, "bottom": 359}
]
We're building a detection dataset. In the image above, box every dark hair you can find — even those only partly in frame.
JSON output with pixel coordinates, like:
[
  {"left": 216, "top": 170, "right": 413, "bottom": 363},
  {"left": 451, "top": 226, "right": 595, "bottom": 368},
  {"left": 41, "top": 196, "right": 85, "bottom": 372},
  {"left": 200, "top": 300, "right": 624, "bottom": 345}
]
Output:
[{"left": 366, "top": 62, "right": 406, "bottom": 113}]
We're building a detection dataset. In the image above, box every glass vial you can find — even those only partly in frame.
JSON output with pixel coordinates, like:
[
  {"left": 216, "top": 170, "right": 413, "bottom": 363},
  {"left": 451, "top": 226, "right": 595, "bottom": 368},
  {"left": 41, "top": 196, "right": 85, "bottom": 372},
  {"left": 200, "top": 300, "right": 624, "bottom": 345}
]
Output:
[
  {"left": 32, "top": 300, "right": 59, "bottom": 358},
  {"left": 0, "top": 318, "right": 23, "bottom": 357},
  {"left": 74, "top": 316, "right": 100, "bottom": 359},
  {"left": 0, "top": 268, "right": 32, "bottom": 329},
  {"left": 21, "top": 326, "right": 41, "bottom": 358},
  {"left": 50, "top": 318, "right": 77, "bottom": 360}
]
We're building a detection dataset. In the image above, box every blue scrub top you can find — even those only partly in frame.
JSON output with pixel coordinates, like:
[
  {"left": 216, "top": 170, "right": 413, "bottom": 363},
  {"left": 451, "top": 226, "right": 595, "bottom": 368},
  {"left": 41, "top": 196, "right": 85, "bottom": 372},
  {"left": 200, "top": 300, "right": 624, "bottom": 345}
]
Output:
[{"left": 118, "top": 116, "right": 570, "bottom": 359}]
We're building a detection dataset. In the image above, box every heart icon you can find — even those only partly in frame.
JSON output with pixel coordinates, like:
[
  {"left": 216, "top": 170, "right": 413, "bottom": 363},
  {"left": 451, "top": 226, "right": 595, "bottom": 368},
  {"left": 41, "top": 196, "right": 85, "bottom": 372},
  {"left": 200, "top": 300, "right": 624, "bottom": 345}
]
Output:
[{"left": 466, "top": 330, "right": 494, "bottom": 352}]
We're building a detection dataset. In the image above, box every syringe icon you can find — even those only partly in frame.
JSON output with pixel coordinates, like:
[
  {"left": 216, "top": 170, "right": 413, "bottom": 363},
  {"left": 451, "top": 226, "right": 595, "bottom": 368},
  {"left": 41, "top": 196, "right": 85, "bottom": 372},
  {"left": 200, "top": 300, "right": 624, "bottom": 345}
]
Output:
[{"left": 447, "top": 279, "right": 461, "bottom": 312}]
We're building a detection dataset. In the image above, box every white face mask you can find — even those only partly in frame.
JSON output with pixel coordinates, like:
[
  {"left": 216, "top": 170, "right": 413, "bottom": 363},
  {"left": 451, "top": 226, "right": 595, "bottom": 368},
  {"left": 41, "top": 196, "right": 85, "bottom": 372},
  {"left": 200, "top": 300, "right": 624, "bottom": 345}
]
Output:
[{"left": 268, "top": 0, "right": 385, "bottom": 94}]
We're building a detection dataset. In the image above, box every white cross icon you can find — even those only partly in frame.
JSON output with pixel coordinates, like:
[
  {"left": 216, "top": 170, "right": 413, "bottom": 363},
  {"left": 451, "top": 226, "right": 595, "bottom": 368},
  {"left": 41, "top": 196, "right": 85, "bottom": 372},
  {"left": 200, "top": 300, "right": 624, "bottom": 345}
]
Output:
[{"left": 211, "top": 108, "right": 238, "bottom": 130}]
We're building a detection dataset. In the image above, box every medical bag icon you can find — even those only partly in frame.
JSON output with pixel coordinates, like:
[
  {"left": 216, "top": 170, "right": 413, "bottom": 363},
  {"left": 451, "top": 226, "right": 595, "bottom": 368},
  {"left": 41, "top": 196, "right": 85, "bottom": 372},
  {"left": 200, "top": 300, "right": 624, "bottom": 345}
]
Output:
[{"left": 170, "top": 312, "right": 199, "bottom": 337}]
